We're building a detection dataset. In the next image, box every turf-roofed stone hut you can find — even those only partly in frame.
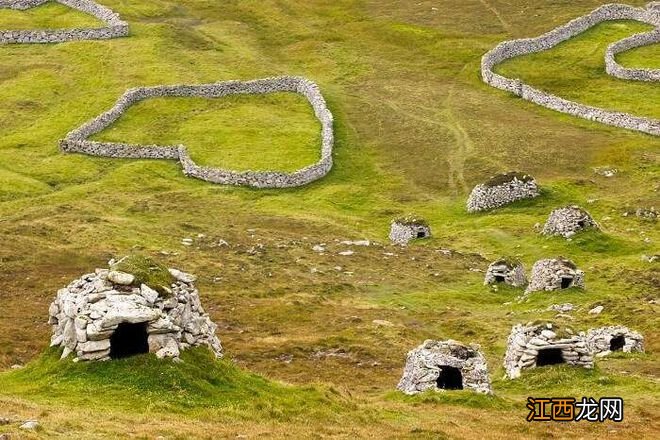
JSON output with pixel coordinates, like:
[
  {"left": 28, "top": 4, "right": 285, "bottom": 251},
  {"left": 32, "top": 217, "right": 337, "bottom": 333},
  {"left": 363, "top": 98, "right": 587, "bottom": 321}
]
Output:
[
  {"left": 389, "top": 216, "right": 431, "bottom": 245},
  {"left": 466, "top": 172, "right": 540, "bottom": 213},
  {"left": 397, "top": 340, "right": 492, "bottom": 394},
  {"left": 48, "top": 257, "right": 223, "bottom": 362},
  {"left": 484, "top": 258, "right": 527, "bottom": 287},
  {"left": 586, "top": 326, "right": 644, "bottom": 357},
  {"left": 526, "top": 258, "right": 585, "bottom": 293},
  {"left": 504, "top": 323, "right": 593, "bottom": 379},
  {"left": 542, "top": 205, "right": 599, "bottom": 238}
]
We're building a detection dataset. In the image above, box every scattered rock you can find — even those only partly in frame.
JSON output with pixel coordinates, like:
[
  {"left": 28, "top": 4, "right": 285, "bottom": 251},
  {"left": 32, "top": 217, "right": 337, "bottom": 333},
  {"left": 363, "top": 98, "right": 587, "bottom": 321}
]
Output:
[
  {"left": 593, "top": 166, "right": 618, "bottom": 178},
  {"left": 588, "top": 305, "right": 604, "bottom": 315},
  {"left": 338, "top": 250, "right": 354, "bottom": 256},
  {"left": 19, "top": 420, "right": 38, "bottom": 430},
  {"left": 372, "top": 319, "right": 394, "bottom": 327},
  {"left": 547, "top": 303, "right": 574, "bottom": 313},
  {"left": 168, "top": 268, "right": 196, "bottom": 284},
  {"left": 312, "top": 245, "right": 325, "bottom": 252},
  {"left": 340, "top": 240, "right": 370, "bottom": 246}
]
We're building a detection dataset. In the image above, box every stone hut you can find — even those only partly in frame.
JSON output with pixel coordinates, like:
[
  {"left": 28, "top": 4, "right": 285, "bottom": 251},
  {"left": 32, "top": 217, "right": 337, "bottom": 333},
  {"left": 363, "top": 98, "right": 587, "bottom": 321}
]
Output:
[
  {"left": 504, "top": 322, "right": 593, "bottom": 379},
  {"left": 484, "top": 258, "right": 527, "bottom": 287},
  {"left": 466, "top": 172, "right": 540, "bottom": 213},
  {"left": 397, "top": 339, "right": 492, "bottom": 394},
  {"left": 542, "top": 205, "right": 599, "bottom": 238},
  {"left": 389, "top": 216, "right": 431, "bottom": 245},
  {"left": 48, "top": 257, "right": 223, "bottom": 362},
  {"left": 525, "top": 258, "right": 585, "bottom": 293},
  {"left": 586, "top": 326, "right": 644, "bottom": 357}
]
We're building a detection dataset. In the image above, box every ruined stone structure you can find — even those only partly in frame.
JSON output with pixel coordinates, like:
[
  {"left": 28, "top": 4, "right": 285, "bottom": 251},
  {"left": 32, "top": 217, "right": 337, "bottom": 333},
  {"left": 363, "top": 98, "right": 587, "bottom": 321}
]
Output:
[
  {"left": 397, "top": 340, "right": 492, "bottom": 394},
  {"left": 504, "top": 323, "right": 593, "bottom": 379},
  {"left": 526, "top": 258, "right": 585, "bottom": 293},
  {"left": 484, "top": 258, "right": 527, "bottom": 287},
  {"left": 466, "top": 172, "right": 540, "bottom": 213},
  {"left": 389, "top": 216, "right": 431, "bottom": 245},
  {"left": 586, "top": 326, "right": 644, "bottom": 357},
  {"left": 481, "top": 2, "right": 660, "bottom": 136},
  {"left": 542, "top": 205, "right": 599, "bottom": 238},
  {"left": 48, "top": 262, "right": 223, "bottom": 362},
  {"left": 0, "top": 0, "right": 129, "bottom": 44},
  {"left": 60, "top": 76, "right": 334, "bottom": 188}
]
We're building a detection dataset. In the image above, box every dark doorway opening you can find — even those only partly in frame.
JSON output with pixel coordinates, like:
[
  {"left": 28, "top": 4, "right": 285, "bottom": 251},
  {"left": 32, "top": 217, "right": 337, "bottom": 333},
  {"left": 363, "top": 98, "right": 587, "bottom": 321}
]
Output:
[
  {"left": 436, "top": 366, "right": 463, "bottom": 390},
  {"left": 610, "top": 335, "right": 625, "bottom": 352},
  {"left": 577, "top": 220, "right": 586, "bottom": 228},
  {"left": 560, "top": 277, "right": 573, "bottom": 289},
  {"left": 417, "top": 231, "right": 426, "bottom": 238},
  {"left": 110, "top": 322, "right": 149, "bottom": 359},
  {"left": 536, "top": 348, "right": 565, "bottom": 366},
  {"left": 494, "top": 275, "right": 506, "bottom": 283}
]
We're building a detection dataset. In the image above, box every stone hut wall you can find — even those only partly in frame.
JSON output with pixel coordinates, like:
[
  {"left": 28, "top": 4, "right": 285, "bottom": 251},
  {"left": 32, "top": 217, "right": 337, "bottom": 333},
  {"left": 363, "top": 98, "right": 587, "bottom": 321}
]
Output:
[
  {"left": 504, "top": 324, "right": 593, "bottom": 379},
  {"left": 481, "top": 2, "right": 660, "bottom": 136},
  {"left": 526, "top": 258, "right": 585, "bottom": 293},
  {"left": 60, "top": 76, "right": 334, "bottom": 188},
  {"left": 484, "top": 260, "right": 527, "bottom": 287},
  {"left": 0, "top": 0, "right": 129, "bottom": 44},
  {"left": 466, "top": 176, "right": 539, "bottom": 212}
]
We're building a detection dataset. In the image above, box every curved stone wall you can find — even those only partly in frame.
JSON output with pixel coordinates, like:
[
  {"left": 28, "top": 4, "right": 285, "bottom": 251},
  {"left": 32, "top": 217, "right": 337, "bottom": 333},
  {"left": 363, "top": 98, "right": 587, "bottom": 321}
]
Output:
[
  {"left": 0, "top": 0, "right": 129, "bottom": 44},
  {"left": 60, "top": 76, "right": 335, "bottom": 188},
  {"left": 481, "top": 2, "right": 660, "bottom": 136}
]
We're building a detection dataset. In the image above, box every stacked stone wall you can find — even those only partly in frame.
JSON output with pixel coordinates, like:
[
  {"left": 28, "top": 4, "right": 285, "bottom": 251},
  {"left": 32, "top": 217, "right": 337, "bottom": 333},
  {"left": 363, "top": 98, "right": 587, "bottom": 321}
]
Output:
[
  {"left": 0, "top": 0, "right": 129, "bottom": 43},
  {"left": 60, "top": 76, "right": 334, "bottom": 188},
  {"left": 481, "top": 3, "right": 660, "bottom": 136}
]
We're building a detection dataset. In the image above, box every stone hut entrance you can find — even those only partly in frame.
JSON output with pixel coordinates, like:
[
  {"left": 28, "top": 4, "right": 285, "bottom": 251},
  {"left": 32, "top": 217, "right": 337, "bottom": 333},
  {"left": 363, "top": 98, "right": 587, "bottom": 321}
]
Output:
[
  {"left": 536, "top": 348, "right": 565, "bottom": 366},
  {"left": 110, "top": 322, "right": 149, "bottom": 359},
  {"left": 436, "top": 366, "right": 463, "bottom": 390},
  {"left": 610, "top": 335, "right": 625, "bottom": 352},
  {"left": 560, "top": 277, "right": 573, "bottom": 289}
]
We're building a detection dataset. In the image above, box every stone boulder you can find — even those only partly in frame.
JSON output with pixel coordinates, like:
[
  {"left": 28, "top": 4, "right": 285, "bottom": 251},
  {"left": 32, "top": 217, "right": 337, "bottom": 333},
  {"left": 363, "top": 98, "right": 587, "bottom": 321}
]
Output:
[
  {"left": 467, "top": 172, "right": 540, "bottom": 213},
  {"left": 525, "top": 258, "right": 585, "bottom": 293},
  {"left": 397, "top": 339, "right": 492, "bottom": 394},
  {"left": 48, "top": 257, "right": 223, "bottom": 362},
  {"left": 484, "top": 258, "right": 527, "bottom": 287},
  {"left": 504, "top": 322, "right": 593, "bottom": 379},
  {"left": 542, "top": 205, "right": 599, "bottom": 238}
]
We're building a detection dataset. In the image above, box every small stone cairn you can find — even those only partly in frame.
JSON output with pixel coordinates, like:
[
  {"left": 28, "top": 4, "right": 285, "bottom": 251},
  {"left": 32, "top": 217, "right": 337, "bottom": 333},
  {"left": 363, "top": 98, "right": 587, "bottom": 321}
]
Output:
[
  {"left": 504, "top": 322, "right": 593, "bottom": 379},
  {"left": 586, "top": 326, "right": 644, "bottom": 357},
  {"left": 542, "top": 205, "right": 599, "bottom": 238},
  {"left": 484, "top": 258, "right": 527, "bottom": 287},
  {"left": 389, "top": 215, "right": 431, "bottom": 245},
  {"left": 397, "top": 339, "right": 492, "bottom": 394},
  {"left": 467, "top": 172, "right": 540, "bottom": 213},
  {"left": 48, "top": 257, "right": 223, "bottom": 362},
  {"left": 526, "top": 258, "right": 585, "bottom": 293}
]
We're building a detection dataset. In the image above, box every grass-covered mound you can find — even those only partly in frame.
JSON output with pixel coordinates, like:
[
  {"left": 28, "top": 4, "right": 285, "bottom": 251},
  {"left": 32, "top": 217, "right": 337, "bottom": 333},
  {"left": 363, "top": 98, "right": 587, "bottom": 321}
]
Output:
[
  {"left": 0, "top": 347, "right": 351, "bottom": 420},
  {"left": 111, "top": 254, "right": 176, "bottom": 297}
]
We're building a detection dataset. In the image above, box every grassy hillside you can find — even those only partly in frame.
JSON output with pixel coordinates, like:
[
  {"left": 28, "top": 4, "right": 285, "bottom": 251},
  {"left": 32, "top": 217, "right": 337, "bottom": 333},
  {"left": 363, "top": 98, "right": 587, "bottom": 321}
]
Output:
[{"left": 0, "top": 0, "right": 658, "bottom": 438}]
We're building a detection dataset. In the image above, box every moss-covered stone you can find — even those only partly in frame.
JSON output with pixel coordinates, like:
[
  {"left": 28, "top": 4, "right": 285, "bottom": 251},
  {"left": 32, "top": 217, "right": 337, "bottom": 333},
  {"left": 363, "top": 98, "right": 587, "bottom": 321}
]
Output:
[{"left": 111, "top": 255, "right": 175, "bottom": 298}]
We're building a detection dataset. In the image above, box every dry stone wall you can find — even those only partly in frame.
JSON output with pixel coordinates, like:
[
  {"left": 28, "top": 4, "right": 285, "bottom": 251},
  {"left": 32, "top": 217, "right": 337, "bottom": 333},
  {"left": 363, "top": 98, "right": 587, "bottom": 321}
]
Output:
[
  {"left": 397, "top": 339, "right": 492, "bottom": 394},
  {"left": 484, "top": 259, "right": 527, "bottom": 287},
  {"left": 0, "top": 0, "right": 129, "bottom": 44},
  {"left": 526, "top": 258, "right": 585, "bottom": 293},
  {"left": 481, "top": 2, "right": 660, "bottom": 136},
  {"left": 49, "top": 264, "right": 223, "bottom": 362},
  {"left": 586, "top": 326, "right": 644, "bottom": 356},
  {"left": 60, "top": 76, "right": 334, "bottom": 188},
  {"left": 542, "top": 205, "right": 599, "bottom": 239},
  {"left": 504, "top": 323, "right": 593, "bottom": 379},
  {"left": 466, "top": 173, "right": 540, "bottom": 213}
]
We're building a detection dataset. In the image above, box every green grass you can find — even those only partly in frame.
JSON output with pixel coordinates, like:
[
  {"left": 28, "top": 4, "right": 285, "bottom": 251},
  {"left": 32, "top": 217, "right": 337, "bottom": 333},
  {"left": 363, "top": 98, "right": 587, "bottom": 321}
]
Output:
[
  {"left": 0, "top": 1, "right": 102, "bottom": 29},
  {"left": 92, "top": 93, "right": 322, "bottom": 172},
  {"left": 0, "top": 1, "right": 658, "bottom": 438},
  {"left": 112, "top": 254, "right": 175, "bottom": 296}
]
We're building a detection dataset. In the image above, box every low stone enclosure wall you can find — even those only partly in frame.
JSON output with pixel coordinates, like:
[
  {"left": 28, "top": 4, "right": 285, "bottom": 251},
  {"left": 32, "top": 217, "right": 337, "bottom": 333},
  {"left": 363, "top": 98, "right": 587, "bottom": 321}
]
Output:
[
  {"left": 397, "top": 339, "right": 492, "bottom": 395},
  {"left": 60, "top": 76, "right": 335, "bottom": 188},
  {"left": 481, "top": 2, "right": 660, "bottom": 136},
  {"left": 0, "top": 0, "right": 129, "bottom": 44}
]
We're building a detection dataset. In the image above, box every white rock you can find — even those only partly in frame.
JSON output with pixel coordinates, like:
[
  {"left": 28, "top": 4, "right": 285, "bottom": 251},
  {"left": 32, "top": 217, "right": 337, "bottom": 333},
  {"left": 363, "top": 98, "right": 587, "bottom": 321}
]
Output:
[
  {"left": 589, "top": 305, "right": 604, "bottom": 315},
  {"left": 107, "top": 271, "right": 135, "bottom": 286},
  {"left": 20, "top": 420, "right": 39, "bottom": 430},
  {"left": 140, "top": 284, "right": 159, "bottom": 304},
  {"left": 168, "top": 268, "right": 196, "bottom": 284}
]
